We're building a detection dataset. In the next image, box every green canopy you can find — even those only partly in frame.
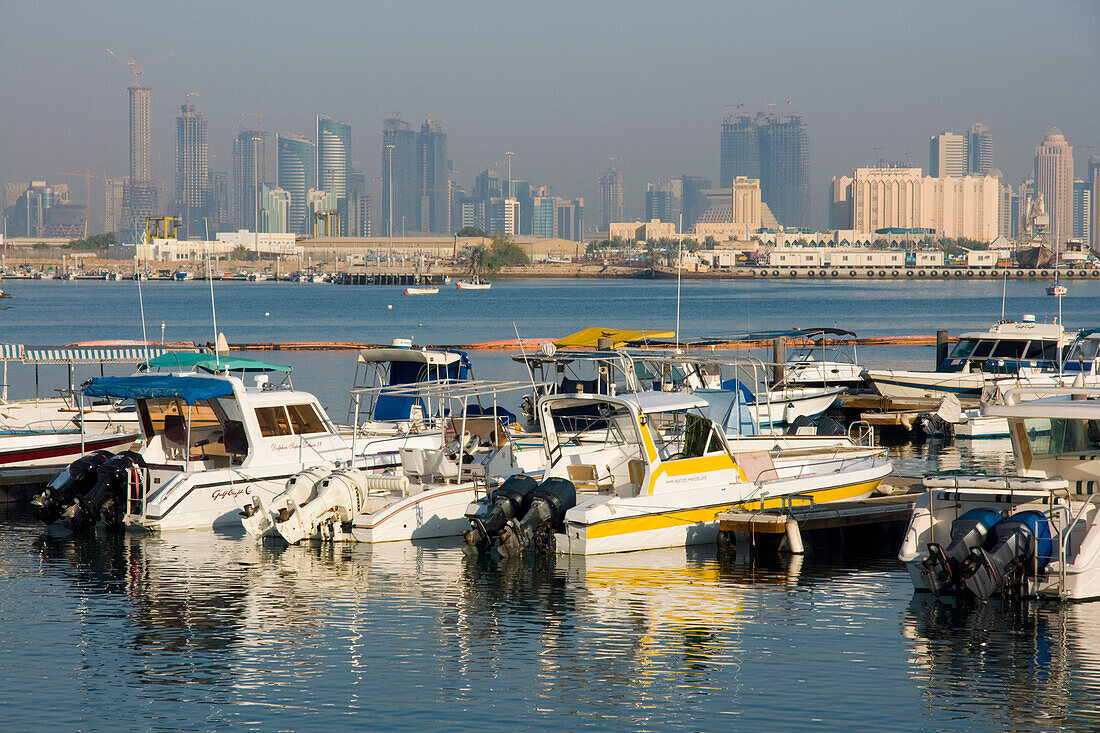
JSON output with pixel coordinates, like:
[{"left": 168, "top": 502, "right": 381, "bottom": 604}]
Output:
[{"left": 141, "top": 352, "right": 292, "bottom": 373}]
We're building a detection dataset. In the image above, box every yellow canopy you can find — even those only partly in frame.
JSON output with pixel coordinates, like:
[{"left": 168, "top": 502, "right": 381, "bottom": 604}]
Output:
[{"left": 553, "top": 327, "right": 675, "bottom": 349}]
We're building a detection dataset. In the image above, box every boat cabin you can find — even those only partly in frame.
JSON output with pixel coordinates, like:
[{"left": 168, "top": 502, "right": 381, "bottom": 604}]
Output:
[
  {"left": 939, "top": 317, "right": 1068, "bottom": 375},
  {"left": 348, "top": 340, "right": 471, "bottom": 426}
]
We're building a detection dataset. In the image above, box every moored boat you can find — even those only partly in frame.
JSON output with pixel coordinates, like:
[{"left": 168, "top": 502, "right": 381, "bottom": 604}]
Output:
[{"left": 404, "top": 286, "right": 438, "bottom": 295}]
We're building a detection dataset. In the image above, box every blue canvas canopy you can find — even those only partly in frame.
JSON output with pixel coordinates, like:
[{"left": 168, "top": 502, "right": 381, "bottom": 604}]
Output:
[{"left": 82, "top": 375, "right": 234, "bottom": 404}]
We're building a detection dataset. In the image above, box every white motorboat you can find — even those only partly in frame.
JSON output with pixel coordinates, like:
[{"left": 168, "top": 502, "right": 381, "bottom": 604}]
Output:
[
  {"left": 867, "top": 315, "right": 1073, "bottom": 400},
  {"left": 243, "top": 380, "right": 546, "bottom": 544},
  {"left": 404, "top": 286, "right": 438, "bottom": 295},
  {"left": 774, "top": 328, "right": 866, "bottom": 388},
  {"left": 464, "top": 391, "right": 893, "bottom": 556},
  {"left": 900, "top": 385, "right": 1100, "bottom": 601},
  {"left": 456, "top": 278, "right": 491, "bottom": 290}
]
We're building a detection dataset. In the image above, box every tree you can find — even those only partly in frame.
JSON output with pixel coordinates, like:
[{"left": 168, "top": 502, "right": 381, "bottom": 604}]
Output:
[
  {"left": 68, "top": 233, "right": 114, "bottom": 252},
  {"left": 457, "top": 226, "right": 488, "bottom": 238},
  {"left": 483, "top": 234, "right": 529, "bottom": 270},
  {"left": 230, "top": 245, "right": 252, "bottom": 261},
  {"left": 32, "top": 242, "right": 50, "bottom": 251},
  {"left": 467, "top": 243, "right": 488, "bottom": 275}
]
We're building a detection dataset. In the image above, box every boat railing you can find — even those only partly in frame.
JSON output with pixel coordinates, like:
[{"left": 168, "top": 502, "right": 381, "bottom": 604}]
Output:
[
  {"left": 1057, "top": 494, "right": 1100, "bottom": 598},
  {"left": 848, "top": 420, "right": 874, "bottom": 447},
  {"left": 752, "top": 447, "right": 887, "bottom": 487}
]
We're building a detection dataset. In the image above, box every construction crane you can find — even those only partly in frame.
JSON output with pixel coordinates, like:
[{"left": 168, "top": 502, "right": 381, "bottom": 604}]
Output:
[
  {"left": 241, "top": 112, "right": 264, "bottom": 130},
  {"left": 59, "top": 171, "right": 99, "bottom": 237},
  {"left": 107, "top": 48, "right": 174, "bottom": 87}
]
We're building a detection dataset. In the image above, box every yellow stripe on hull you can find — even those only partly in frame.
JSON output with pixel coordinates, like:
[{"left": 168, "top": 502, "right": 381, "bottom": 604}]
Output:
[{"left": 579, "top": 478, "right": 883, "bottom": 542}]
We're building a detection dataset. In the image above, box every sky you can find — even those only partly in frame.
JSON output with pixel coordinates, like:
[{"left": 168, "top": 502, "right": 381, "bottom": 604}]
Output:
[{"left": 2, "top": 0, "right": 1098, "bottom": 233}]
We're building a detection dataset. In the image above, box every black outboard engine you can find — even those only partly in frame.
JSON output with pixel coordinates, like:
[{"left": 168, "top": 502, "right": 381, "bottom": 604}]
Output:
[
  {"left": 497, "top": 478, "right": 577, "bottom": 558},
  {"left": 463, "top": 474, "right": 538, "bottom": 552},
  {"left": 31, "top": 451, "right": 113, "bottom": 526},
  {"left": 919, "top": 508, "right": 1002, "bottom": 596},
  {"left": 961, "top": 510, "right": 1054, "bottom": 600},
  {"left": 61, "top": 451, "right": 145, "bottom": 533}
]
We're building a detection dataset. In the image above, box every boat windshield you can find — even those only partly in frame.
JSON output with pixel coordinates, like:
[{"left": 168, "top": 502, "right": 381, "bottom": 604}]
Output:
[
  {"left": 948, "top": 339, "right": 979, "bottom": 359},
  {"left": 1022, "top": 417, "right": 1100, "bottom": 456},
  {"left": 1065, "top": 340, "right": 1100, "bottom": 363},
  {"left": 138, "top": 395, "right": 248, "bottom": 463},
  {"left": 788, "top": 344, "right": 853, "bottom": 364},
  {"left": 549, "top": 400, "right": 639, "bottom": 448}
]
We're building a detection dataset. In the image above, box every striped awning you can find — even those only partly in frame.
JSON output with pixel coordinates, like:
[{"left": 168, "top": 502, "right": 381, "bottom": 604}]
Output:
[
  {"left": 0, "top": 344, "right": 26, "bottom": 361},
  {"left": 23, "top": 347, "right": 177, "bottom": 365}
]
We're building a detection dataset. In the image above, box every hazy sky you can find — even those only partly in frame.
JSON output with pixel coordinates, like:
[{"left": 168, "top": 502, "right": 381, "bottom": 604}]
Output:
[{"left": 2, "top": 0, "right": 1098, "bottom": 232}]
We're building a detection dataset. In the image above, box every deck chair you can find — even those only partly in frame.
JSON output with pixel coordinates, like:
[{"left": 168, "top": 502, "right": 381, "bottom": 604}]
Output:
[
  {"left": 400, "top": 448, "right": 426, "bottom": 482},
  {"left": 567, "top": 464, "right": 613, "bottom": 493}
]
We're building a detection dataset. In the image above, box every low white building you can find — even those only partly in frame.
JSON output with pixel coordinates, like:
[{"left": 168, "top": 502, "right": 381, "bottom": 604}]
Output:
[
  {"left": 137, "top": 230, "right": 299, "bottom": 262},
  {"left": 965, "top": 250, "right": 997, "bottom": 268},
  {"left": 609, "top": 219, "right": 676, "bottom": 242}
]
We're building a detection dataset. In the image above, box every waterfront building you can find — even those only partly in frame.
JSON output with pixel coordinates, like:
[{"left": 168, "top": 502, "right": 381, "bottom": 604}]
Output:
[
  {"left": 104, "top": 177, "right": 127, "bottom": 236},
  {"left": 598, "top": 167, "right": 624, "bottom": 232},
  {"left": 174, "top": 102, "right": 209, "bottom": 239},
  {"left": 835, "top": 166, "right": 999, "bottom": 242},
  {"left": 259, "top": 185, "right": 289, "bottom": 234},
  {"left": 719, "top": 114, "right": 760, "bottom": 187},
  {"left": 1034, "top": 127, "right": 1074, "bottom": 251},
  {"left": 381, "top": 118, "right": 418, "bottom": 237},
  {"left": 416, "top": 117, "right": 449, "bottom": 233},
  {"left": 968, "top": 124, "right": 993, "bottom": 176},
  {"left": 1074, "top": 179, "right": 1091, "bottom": 246},
  {"left": 232, "top": 129, "right": 267, "bottom": 233},
  {"left": 929, "top": 133, "right": 967, "bottom": 177},
  {"left": 609, "top": 219, "right": 675, "bottom": 242},
  {"left": 276, "top": 133, "right": 316, "bottom": 235}
]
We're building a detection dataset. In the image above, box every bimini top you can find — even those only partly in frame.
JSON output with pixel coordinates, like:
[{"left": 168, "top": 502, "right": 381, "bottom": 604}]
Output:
[
  {"left": 82, "top": 374, "right": 234, "bottom": 405},
  {"left": 357, "top": 347, "right": 464, "bottom": 365},
  {"left": 544, "top": 390, "right": 707, "bottom": 415},
  {"left": 553, "top": 327, "right": 675, "bottom": 349},
  {"left": 141, "top": 352, "right": 292, "bottom": 373},
  {"left": 628, "top": 327, "right": 857, "bottom": 347}
]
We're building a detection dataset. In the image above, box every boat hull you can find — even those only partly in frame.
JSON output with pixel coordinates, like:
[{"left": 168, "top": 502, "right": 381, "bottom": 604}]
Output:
[
  {"left": 0, "top": 430, "right": 138, "bottom": 468},
  {"left": 350, "top": 483, "right": 486, "bottom": 543},
  {"left": 866, "top": 369, "right": 986, "bottom": 399},
  {"left": 754, "top": 387, "right": 845, "bottom": 426}
]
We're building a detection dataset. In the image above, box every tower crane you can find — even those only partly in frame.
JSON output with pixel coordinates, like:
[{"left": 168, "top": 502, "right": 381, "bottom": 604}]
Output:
[{"left": 106, "top": 49, "right": 174, "bottom": 87}]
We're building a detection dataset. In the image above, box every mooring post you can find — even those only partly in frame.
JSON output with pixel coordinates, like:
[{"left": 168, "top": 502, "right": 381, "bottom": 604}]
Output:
[
  {"left": 772, "top": 337, "right": 785, "bottom": 384},
  {"left": 936, "top": 330, "right": 949, "bottom": 366}
]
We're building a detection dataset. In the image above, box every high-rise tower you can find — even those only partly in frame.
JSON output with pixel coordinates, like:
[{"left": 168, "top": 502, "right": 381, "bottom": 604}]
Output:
[
  {"left": 968, "top": 123, "right": 993, "bottom": 176},
  {"left": 416, "top": 117, "right": 449, "bottom": 233},
  {"left": 929, "top": 132, "right": 968, "bottom": 177},
  {"left": 381, "top": 118, "right": 417, "bottom": 237},
  {"left": 317, "top": 116, "right": 351, "bottom": 201},
  {"left": 1090, "top": 155, "right": 1100, "bottom": 254},
  {"left": 233, "top": 129, "right": 267, "bottom": 232},
  {"left": 174, "top": 102, "right": 209, "bottom": 238},
  {"left": 599, "top": 167, "right": 624, "bottom": 231},
  {"left": 276, "top": 133, "right": 316, "bottom": 235},
  {"left": 129, "top": 86, "right": 152, "bottom": 183},
  {"left": 1034, "top": 127, "right": 1074, "bottom": 251},
  {"left": 759, "top": 113, "right": 809, "bottom": 229},
  {"left": 719, "top": 114, "right": 760, "bottom": 188}
]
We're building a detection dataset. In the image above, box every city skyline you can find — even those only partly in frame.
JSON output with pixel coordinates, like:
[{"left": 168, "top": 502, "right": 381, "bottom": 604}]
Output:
[{"left": 1, "top": 1, "right": 1098, "bottom": 234}]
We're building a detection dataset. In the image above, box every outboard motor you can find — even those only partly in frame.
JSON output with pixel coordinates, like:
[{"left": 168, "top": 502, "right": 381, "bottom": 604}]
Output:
[
  {"left": 31, "top": 450, "right": 113, "bottom": 525},
  {"left": 961, "top": 510, "right": 1054, "bottom": 600},
  {"left": 497, "top": 478, "right": 577, "bottom": 558},
  {"left": 61, "top": 451, "right": 145, "bottom": 533},
  {"left": 463, "top": 474, "right": 538, "bottom": 552},
  {"left": 919, "top": 508, "right": 1002, "bottom": 595},
  {"left": 275, "top": 468, "right": 372, "bottom": 544},
  {"left": 241, "top": 466, "right": 330, "bottom": 539}
]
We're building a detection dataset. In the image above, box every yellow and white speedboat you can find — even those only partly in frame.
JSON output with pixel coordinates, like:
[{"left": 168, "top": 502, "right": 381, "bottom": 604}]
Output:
[{"left": 465, "top": 391, "right": 892, "bottom": 556}]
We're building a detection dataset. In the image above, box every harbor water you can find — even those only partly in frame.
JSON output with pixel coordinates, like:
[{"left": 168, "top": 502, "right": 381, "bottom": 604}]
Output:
[{"left": 1, "top": 277, "right": 1099, "bottom": 730}]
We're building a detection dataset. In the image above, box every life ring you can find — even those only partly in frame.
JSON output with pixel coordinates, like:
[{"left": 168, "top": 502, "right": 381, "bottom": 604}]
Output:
[
  {"left": 1080, "top": 270, "right": 1089, "bottom": 277},
  {"left": 891, "top": 270, "right": 899, "bottom": 277},
  {"left": 917, "top": 270, "right": 925, "bottom": 277},
  {"left": 1092, "top": 270, "right": 1099, "bottom": 278},
  {"left": 978, "top": 270, "right": 987, "bottom": 277},
  {"left": 807, "top": 269, "right": 816, "bottom": 277},
  {"left": 1039, "top": 270, "right": 1049, "bottom": 277},
  {"left": 773, "top": 270, "right": 780, "bottom": 276},
  {"left": 789, "top": 270, "right": 797, "bottom": 278},
  {"left": 1029, "top": 270, "right": 1036, "bottom": 277},
  {"left": 831, "top": 270, "right": 839, "bottom": 277},
  {"left": 819, "top": 269, "right": 828, "bottom": 277},
  {"left": 879, "top": 270, "right": 887, "bottom": 276},
  {"left": 954, "top": 271, "right": 963, "bottom": 278},
  {"left": 757, "top": 269, "right": 766, "bottom": 277},
  {"left": 906, "top": 270, "right": 914, "bottom": 277},
  {"left": 928, "top": 270, "right": 937, "bottom": 277},
  {"left": 849, "top": 270, "right": 857, "bottom": 277},
  {"left": 966, "top": 270, "right": 975, "bottom": 277},
  {"left": 1016, "top": 270, "right": 1025, "bottom": 277}
]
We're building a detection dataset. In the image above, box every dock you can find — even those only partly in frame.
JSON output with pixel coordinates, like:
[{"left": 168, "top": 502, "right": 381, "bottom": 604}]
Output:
[
  {"left": 717, "top": 477, "right": 923, "bottom": 556},
  {"left": 0, "top": 466, "right": 64, "bottom": 504}
]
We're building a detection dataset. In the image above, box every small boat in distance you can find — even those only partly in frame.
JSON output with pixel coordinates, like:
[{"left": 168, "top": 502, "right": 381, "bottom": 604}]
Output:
[
  {"left": 456, "top": 277, "right": 491, "bottom": 290},
  {"left": 404, "top": 286, "right": 439, "bottom": 295},
  {"left": 0, "top": 289, "right": 10, "bottom": 298}
]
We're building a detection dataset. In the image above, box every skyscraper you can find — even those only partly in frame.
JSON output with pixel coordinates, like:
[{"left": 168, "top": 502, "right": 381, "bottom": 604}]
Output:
[
  {"left": 346, "top": 172, "right": 372, "bottom": 237},
  {"left": 129, "top": 86, "right": 151, "bottom": 183},
  {"left": 968, "top": 123, "right": 993, "bottom": 176},
  {"left": 104, "top": 177, "right": 126, "bottom": 237},
  {"left": 719, "top": 115, "right": 760, "bottom": 188},
  {"left": 1073, "top": 179, "right": 1091, "bottom": 245},
  {"left": 207, "top": 170, "right": 229, "bottom": 231},
  {"left": 1034, "top": 127, "right": 1074, "bottom": 251},
  {"left": 759, "top": 113, "right": 809, "bottom": 229},
  {"left": 174, "top": 102, "right": 209, "bottom": 238},
  {"left": 317, "top": 115, "right": 351, "bottom": 201},
  {"left": 598, "top": 167, "right": 624, "bottom": 231},
  {"left": 645, "top": 183, "right": 673, "bottom": 223},
  {"left": 381, "top": 118, "right": 417, "bottom": 237},
  {"left": 233, "top": 129, "right": 267, "bottom": 232},
  {"left": 276, "top": 133, "right": 316, "bottom": 235},
  {"left": 416, "top": 117, "right": 449, "bottom": 233},
  {"left": 1090, "top": 156, "right": 1100, "bottom": 254},
  {"left": 929, "top": 132, "right": 967, "bottom": 177}
]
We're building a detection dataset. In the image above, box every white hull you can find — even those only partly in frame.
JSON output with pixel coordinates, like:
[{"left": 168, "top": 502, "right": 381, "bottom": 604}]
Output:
[
  {"left": 456, "top": 281, "right": 491, "bottom": 290},
  {"left": 753, "top": 387, "right": 844, "bottom": 426},
  {"left": 404, "top": 287, "right": 438, "bottom": 295},
  {"left": 784, "top": 362, "right": 865, "bottom": 387},
  {"left": 350, "top": 483, "right": 486, "bottom": 542},
  {"left": 867, "top": 369, "right": 986, "bottom": 400},
  {"left": 555, "top": 456, "right": 889, "bottom": 555}
]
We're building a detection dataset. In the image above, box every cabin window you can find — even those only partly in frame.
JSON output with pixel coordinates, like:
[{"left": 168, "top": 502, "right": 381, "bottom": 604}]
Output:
[
  {"left": 948, "top": 340, "right": 978, "bottom": 359},
  {"left": 287, "top": 403, "right": 328, "bottom": 435},
  {"left": 255, "top": 406, "right": 293, "bottom": 437},
  {"left": 1024, "top": 418, "right": 1100, "bottom": 456},
  {"left": 1024, "top": 341, "right": 1059, "bottom": 360},
  {"left": 990, "top": 340, "right": 1027, "bottom": 359},
  {"left": 1066, "top": 340, "right": 1100, "bottom": 362},
  {"left": 969, "top": 340, "right": 995, "bottom": 359}
]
